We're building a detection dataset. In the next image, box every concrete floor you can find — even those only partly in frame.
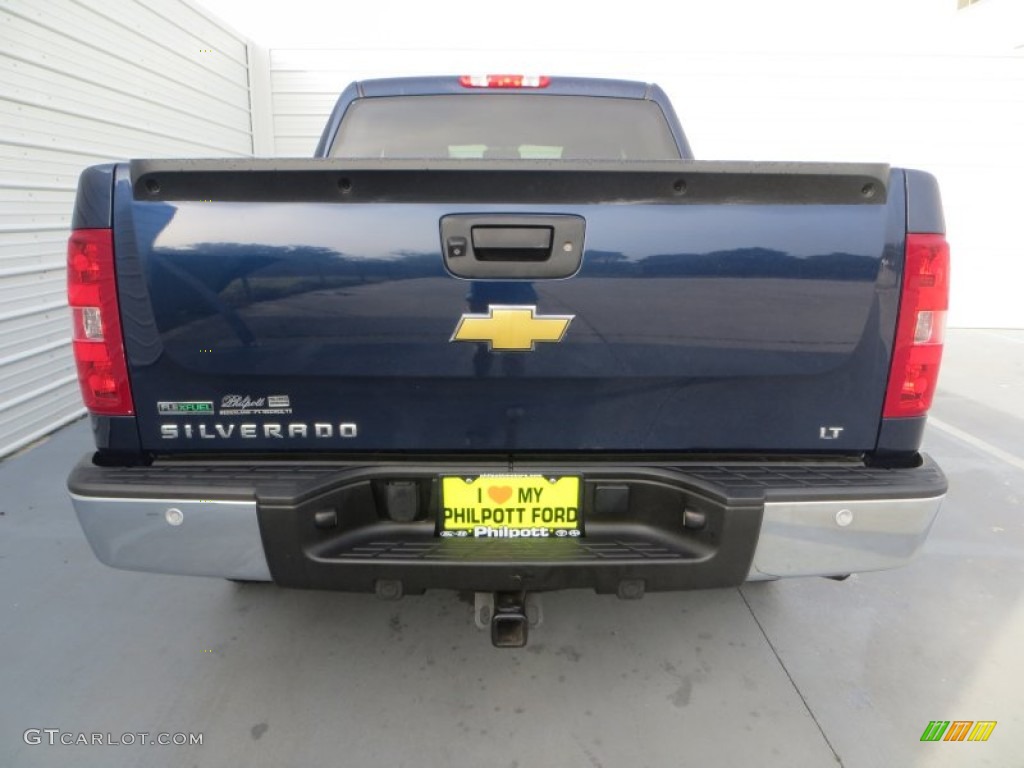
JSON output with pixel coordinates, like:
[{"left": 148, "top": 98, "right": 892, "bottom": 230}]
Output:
[{"left": 1, "top": 328, "right": 1021, "bottom": 768}]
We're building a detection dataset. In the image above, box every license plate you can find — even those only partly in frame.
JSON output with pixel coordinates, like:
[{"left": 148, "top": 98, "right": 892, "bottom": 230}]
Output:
[{"left": 440, "top": 475, "right": 582, "bottom": 538}]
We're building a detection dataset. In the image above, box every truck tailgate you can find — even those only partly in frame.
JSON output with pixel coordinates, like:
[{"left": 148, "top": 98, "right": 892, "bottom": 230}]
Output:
[{"left": 113, "top": 160, "right": 902, "bottom": 453}]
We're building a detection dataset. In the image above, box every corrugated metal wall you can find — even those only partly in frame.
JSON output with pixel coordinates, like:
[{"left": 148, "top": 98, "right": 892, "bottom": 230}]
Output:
[
  {"left": 265, "top": 48, "right": 1024, "bottom": 330},
  {"left": 0, "top": 0, "right": 254, "bottom": 458}
]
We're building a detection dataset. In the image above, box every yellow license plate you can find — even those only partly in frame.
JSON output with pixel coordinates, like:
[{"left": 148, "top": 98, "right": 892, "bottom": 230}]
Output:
[{"left": 440, "top": 475, "right": 581, "bottom": 538}]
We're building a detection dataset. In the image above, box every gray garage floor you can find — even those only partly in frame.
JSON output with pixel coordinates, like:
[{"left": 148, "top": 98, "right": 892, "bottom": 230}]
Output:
[{"left": 1, "top": 329, "right": 1021, "bottom": 768}]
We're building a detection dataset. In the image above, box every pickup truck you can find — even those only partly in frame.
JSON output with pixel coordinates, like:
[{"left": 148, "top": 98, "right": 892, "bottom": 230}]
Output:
[{"left": 66, "top": 74, "right": 949, "bottom": 646}]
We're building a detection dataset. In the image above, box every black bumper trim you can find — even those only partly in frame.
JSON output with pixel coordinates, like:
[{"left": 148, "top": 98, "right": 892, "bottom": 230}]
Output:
[{"left": 68, "top": 454, "right": 946, "bottom": 505}]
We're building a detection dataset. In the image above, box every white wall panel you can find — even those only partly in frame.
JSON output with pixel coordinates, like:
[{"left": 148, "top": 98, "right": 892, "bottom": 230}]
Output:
[
  {"left": 0, "top": 0, "right": 255, "bottom": 458},
  {"left": 0, "top": 310, "right": 70, "bottom": 359}
]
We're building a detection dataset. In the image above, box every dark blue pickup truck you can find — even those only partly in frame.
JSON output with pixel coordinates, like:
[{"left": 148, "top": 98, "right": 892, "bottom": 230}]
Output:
[{"left": 66, "top": 75, "right": 949, "bottom": 645}]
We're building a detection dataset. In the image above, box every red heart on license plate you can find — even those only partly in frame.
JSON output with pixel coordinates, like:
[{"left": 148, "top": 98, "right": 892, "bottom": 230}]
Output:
[{"left": 487, "top": 486, "right": 513, "bottom": 504}]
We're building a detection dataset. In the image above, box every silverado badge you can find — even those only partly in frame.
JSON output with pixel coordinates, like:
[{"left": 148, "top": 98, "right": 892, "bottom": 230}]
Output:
[{"left": 450, "top": 305, "right": 574, "bottom": 351}]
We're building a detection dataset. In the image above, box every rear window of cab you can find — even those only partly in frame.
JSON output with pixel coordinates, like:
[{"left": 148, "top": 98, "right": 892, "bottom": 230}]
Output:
[{"left": 330, "top": 95, "right": 681, "bottom": 161}]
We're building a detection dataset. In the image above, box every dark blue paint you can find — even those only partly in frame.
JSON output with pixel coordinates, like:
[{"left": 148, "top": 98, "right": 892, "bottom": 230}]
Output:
[
  {"left": 109, "top": 162, "right": 907, "bottom": 454},
  {"left": 71, "top": 163, "right": 115, "bottom": 229},
  {"left": 905, "top": 169, "right": 945, "bottom": 235}
]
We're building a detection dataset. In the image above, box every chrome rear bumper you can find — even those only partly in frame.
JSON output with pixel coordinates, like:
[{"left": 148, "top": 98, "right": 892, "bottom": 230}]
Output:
[
  {"left": 68, "top": 455, "right": 946, "bottom": 588},
  {"left": 748, "top": 495, "right": 944, "bottom": 579},
  {"left": 71, "top": 494, "right": 272, "bottom": 581}
]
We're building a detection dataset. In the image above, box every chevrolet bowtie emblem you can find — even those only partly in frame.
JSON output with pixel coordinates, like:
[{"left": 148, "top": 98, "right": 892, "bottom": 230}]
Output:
[{"left": 450, "top": 305, "right": 574, "bottom": 351}]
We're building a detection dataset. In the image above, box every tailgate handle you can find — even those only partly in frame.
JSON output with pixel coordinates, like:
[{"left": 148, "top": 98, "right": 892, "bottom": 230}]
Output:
[
  {"left": 441, "top": 214, "right": 585, "bottom": 279},
  {"left": 471, "top": 226, "right": 553, "bottom": 262}
]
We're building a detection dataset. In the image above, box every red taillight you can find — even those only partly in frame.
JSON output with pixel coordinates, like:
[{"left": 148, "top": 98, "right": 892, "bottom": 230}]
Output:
[
  {"left": 459, "top": 74, "right": 550, "bottom": 89},
  {"left": 67, "top": 229, "right": 134, "bottom": 415},
  {"left": 883, "top": 233, "right": 950, "bottom": 418}
]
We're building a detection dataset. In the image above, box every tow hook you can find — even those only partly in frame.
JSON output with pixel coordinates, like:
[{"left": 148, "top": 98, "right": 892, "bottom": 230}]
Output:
[{"left": 474, "top": 591, "right": 543, "bottom": 648}]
